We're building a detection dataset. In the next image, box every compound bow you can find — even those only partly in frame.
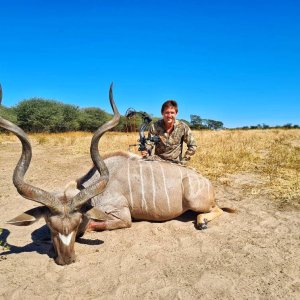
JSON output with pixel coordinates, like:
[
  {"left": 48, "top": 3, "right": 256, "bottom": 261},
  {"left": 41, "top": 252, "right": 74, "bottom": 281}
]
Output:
[{"left": 125, "top": 108, "right": 159, "bottom": 155}]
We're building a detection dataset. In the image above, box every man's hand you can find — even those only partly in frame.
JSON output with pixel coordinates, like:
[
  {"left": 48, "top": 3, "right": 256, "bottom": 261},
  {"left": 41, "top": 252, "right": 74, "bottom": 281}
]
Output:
[
  {"left": 183, "top": 156, "right": 191, "bottom": 161},
  {"left": 181, "top": 155, "right": 191, "bottom": 165}
]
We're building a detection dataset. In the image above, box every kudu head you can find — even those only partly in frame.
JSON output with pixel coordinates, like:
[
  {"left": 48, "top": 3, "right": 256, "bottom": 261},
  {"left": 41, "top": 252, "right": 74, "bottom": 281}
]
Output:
[{"left": 0, "top": 84, "right": 120, "bottom": 265}]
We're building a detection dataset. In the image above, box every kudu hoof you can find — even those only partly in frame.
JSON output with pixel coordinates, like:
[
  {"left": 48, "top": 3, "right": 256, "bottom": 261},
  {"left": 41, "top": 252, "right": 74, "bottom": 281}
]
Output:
[{"left": 197, "top": 218, "right": 208, "bottom": 230}]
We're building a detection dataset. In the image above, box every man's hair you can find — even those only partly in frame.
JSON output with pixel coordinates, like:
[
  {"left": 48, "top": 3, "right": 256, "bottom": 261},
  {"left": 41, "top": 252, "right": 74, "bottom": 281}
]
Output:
[{"left": 161, "top": 100, "right": 178, "bottom": 114}]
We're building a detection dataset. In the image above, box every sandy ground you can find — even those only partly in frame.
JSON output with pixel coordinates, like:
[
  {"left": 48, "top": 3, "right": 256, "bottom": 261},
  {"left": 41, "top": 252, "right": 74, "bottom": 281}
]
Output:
[{"left": 0, "top": 139, "right": 299, "bottom": 300}]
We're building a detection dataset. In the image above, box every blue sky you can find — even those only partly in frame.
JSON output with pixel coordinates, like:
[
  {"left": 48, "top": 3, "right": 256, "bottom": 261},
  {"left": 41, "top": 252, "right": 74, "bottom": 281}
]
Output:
[{"left": 1, "top": 0, "right": 299, "bottom": 128}]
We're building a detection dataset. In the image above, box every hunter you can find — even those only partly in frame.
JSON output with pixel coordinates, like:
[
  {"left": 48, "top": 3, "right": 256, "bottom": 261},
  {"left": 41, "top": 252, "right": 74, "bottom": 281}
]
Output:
[{"left": 141, "top": 100, "right": 197, "bottom": 164}]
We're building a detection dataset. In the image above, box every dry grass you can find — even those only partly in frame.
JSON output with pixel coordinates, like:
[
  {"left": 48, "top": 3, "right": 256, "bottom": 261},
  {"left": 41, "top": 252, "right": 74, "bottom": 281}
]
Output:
[
  {"left": 190, "top": 129, "right": 300, "bottom": 209},
  {"left": 1, "top": 129, "right": 299, "bottom": 208}
]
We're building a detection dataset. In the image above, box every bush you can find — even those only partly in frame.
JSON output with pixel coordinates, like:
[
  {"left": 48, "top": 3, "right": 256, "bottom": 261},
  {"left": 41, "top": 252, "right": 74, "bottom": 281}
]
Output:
[
  {"left": 0, "top": 105, "right": 17, "bottom": 124},
  {"left": 78, "top": 107, "right": 111, "bottom": 131},
  {"left": 15, "top": 98, "right": 80, "bottom": 132}
]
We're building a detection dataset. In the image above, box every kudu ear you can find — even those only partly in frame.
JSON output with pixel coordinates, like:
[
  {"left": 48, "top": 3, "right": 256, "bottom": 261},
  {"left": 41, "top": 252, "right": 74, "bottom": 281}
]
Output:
[
  {"left": 85, "top": 207, "right": 113, "bottom": 221},
  {"left": 7, "top": 207, "right": 49, "bottom": 226}
]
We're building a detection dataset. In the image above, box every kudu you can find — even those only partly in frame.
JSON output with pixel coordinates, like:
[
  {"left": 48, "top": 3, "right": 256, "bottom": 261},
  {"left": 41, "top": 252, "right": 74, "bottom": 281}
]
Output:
[{"left": 1, "top": 84, "right": 231, "bottom": 265}]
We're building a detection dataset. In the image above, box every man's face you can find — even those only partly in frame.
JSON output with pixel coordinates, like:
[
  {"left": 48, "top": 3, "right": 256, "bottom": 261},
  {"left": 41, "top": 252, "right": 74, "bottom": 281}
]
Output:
[{"left": 162, "top": 106, "right": 177, "bottom": 127}]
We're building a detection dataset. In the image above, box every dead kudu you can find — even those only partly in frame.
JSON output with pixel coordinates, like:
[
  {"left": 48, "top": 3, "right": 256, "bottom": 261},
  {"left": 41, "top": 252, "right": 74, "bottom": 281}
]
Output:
[{"left": 1, "top": 84, "right": 232, "bottom": 265}]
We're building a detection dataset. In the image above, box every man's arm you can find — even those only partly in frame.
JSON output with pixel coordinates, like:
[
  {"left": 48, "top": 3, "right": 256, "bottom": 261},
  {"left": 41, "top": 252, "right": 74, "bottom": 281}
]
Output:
[{"left": 183, "top": 126, "right": 197, "bottom": 160}]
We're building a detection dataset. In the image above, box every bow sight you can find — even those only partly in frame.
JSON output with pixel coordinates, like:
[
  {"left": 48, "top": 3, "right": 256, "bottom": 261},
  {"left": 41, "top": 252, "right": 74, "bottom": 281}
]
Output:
[{"left": 125, "top": 108, "right": 159, "bottom": 154}]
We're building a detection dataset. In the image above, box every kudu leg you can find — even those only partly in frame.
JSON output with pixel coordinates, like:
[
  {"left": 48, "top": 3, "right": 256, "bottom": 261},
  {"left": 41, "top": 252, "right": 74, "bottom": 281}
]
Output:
[
  {"left": 196, "top": 205, "right": 223, "bottom": 230},
  {"left": 83, "top": 206, "right": 132, "bottom": 232}
]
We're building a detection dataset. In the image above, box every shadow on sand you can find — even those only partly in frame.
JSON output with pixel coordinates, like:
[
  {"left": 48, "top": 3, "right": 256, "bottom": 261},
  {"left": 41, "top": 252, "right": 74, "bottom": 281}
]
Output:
[
  {"left": 0, "top": 225, "right": 104, "bottom": 258},
  {"left": 0, "top": 212, "right": 200, "bottom": 258},
  {"left": 133, "top": 210, "right": 199, "bottom": 229},
  {"left": 0, "top": 226, "right": 54, "bottom": 258}
]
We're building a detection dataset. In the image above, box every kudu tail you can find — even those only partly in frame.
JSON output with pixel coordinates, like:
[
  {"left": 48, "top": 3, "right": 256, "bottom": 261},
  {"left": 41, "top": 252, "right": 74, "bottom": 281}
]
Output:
[{"left": 221, "top": 207, "right": 236, "bottom": 213}]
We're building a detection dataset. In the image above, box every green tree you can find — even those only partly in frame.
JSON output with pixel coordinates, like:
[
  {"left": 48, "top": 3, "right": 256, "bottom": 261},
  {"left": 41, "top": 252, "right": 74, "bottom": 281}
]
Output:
[
  {"left": 283, "top": 123, "right": 293, "bottom": 129},
  {"left": 190, "top": 115, "right": 204, "bottom": 129},
  {"left": 15, "top": 98, "right": 80, "bottom": 132},
  {"left": 78, "top": 107, "right": 110, "bottom": 131},
  {"left": 0, "top": 105, "right": 17, "bottom": 124},
  {"left": 57, "top": 105, "right": 80, "bottom": 132},
  {"left": 262, "top": 123, "right": 270, "bottom": 129},
  {"left": 206, "top": 119, "right": 224, "bottom": 130},
  {"left": 113, "top": 115, "right": 128, "bottom": 132}
]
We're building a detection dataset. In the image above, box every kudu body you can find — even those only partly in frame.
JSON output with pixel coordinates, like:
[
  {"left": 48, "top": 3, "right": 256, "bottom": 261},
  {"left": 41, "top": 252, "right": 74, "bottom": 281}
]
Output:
[
  {"left": 1, "top": 84, "right": 228, "bottom": 265},
  {"left": 76, "top": 152, "right": 223, "bottom": 233}
]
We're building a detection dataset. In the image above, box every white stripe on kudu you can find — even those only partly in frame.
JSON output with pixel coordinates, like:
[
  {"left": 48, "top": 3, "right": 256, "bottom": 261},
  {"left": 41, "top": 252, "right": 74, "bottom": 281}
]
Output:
[
  {"left": 149, "top": 163, "right": 156, "bottom": 210},
  {"left": 187, "top": 173, "right": 192, "bottom": 194},
  {"left": 177, "top": 165, "right": 184, "bottom": 191},
  {"left": 127, "top": 158, "right": 134, "bottom": 208},
  {"left": 139, "top": 161, "right": 148, "bottom": 212},
  {"left": 198, "top": 175, "right": 205, "bottom": 195},
  {"left": 159, "top": 162, "right": 170, "bottom": 212},
  {"left": 190, "top": 173, "right": 200, "bottom": 196}
]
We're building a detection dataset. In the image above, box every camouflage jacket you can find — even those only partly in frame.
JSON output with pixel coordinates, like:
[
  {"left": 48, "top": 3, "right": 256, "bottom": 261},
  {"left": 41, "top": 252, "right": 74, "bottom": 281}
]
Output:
[{"left": 147, "top": 119, "right": 197, "bottom": 162}]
